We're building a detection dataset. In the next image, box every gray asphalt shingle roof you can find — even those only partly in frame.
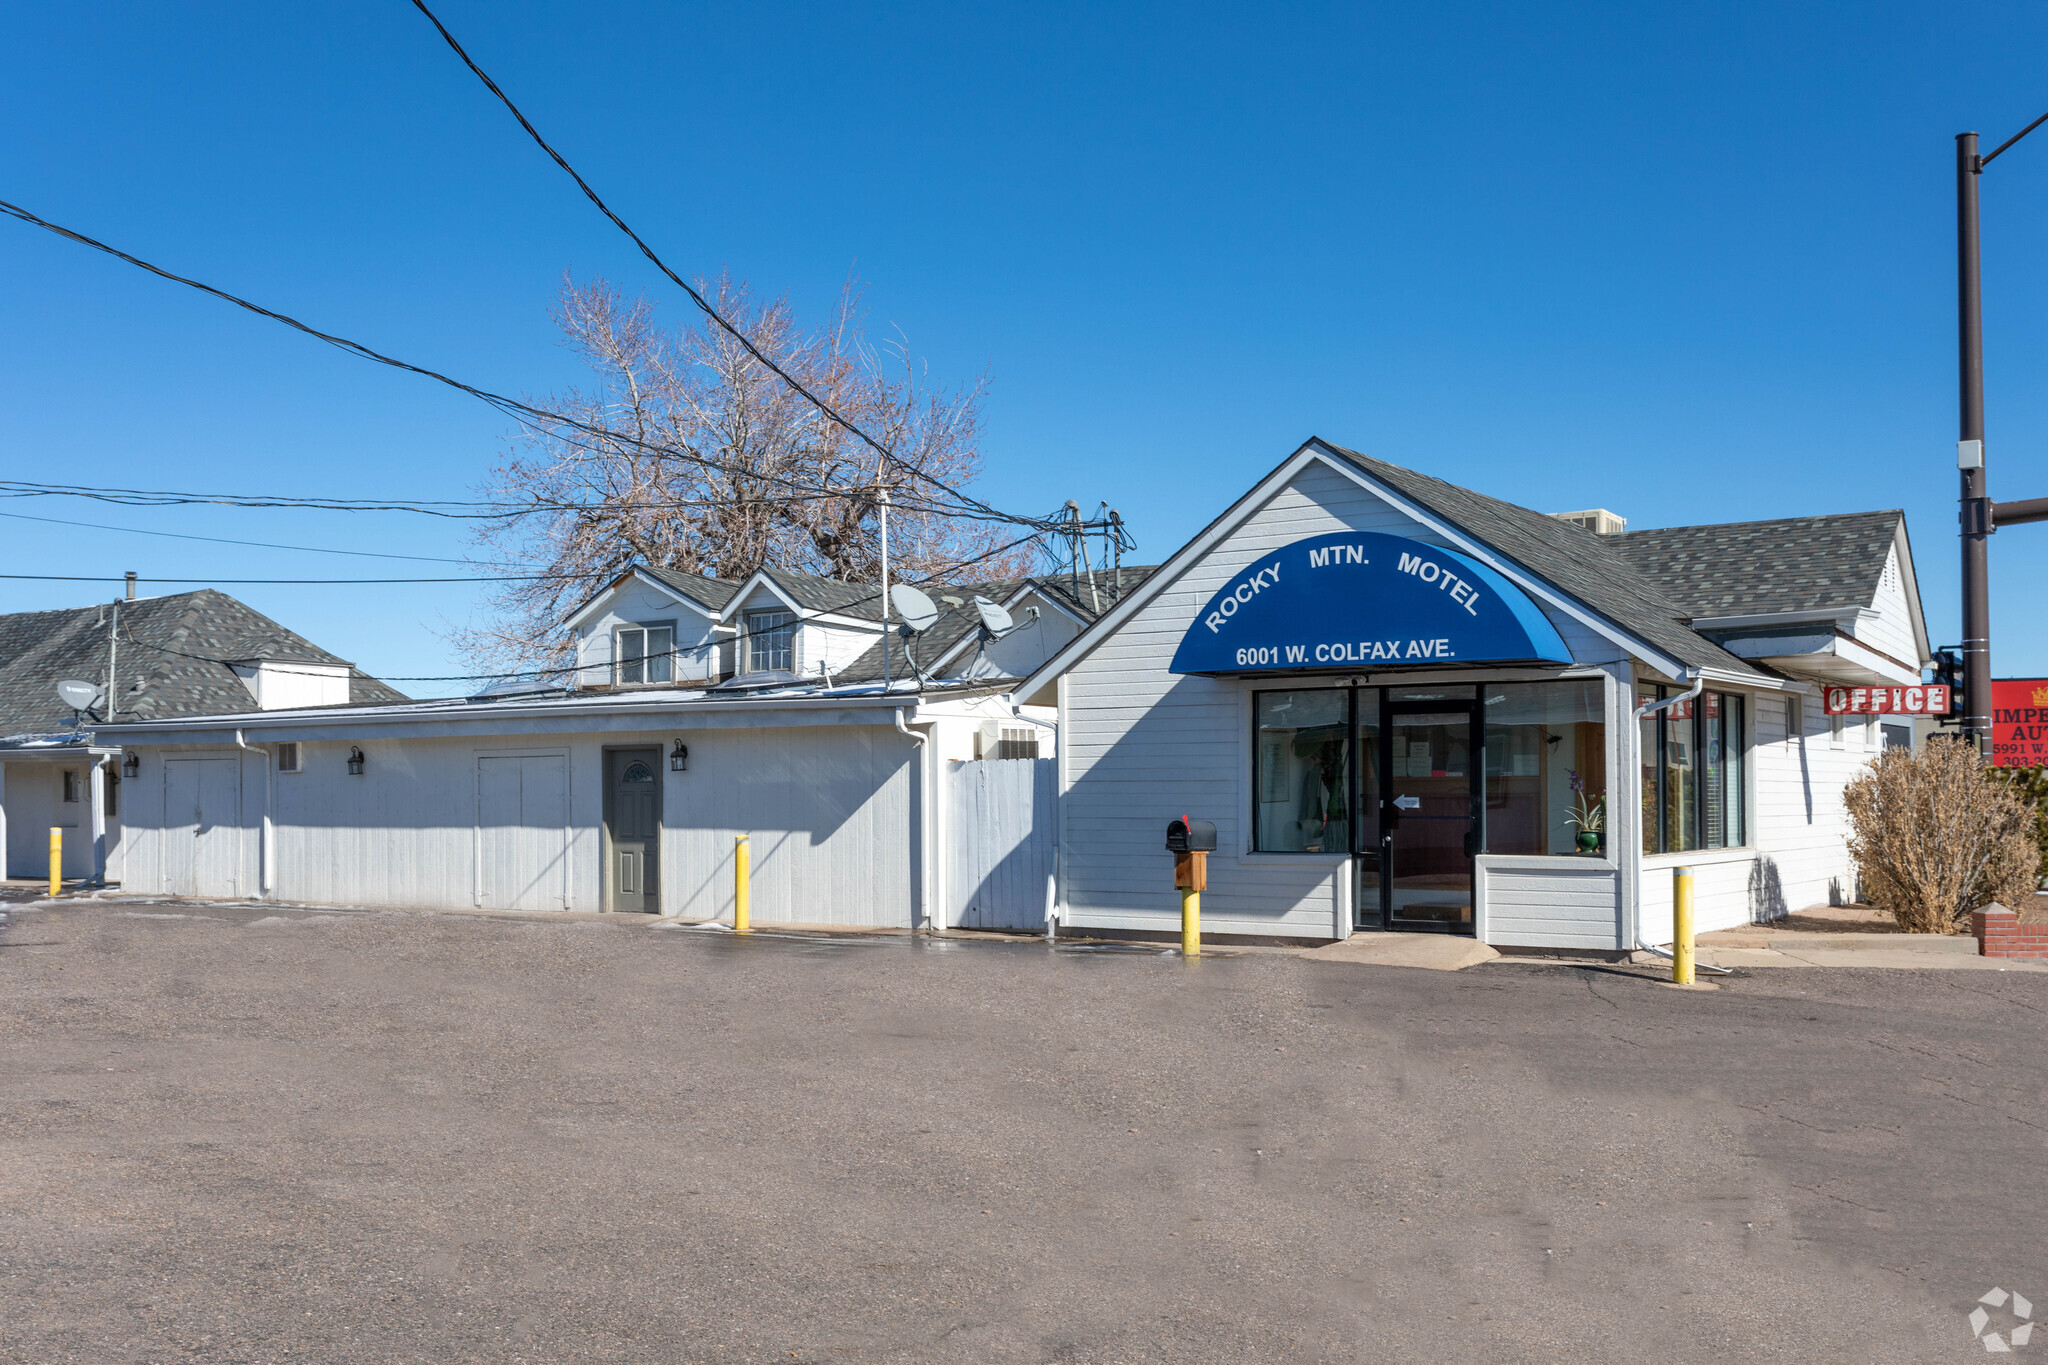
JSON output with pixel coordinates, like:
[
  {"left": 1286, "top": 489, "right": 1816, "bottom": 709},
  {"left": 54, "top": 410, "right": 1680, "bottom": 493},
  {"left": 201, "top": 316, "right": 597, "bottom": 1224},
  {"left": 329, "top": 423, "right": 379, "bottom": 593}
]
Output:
[
  {"left": 1318, "top": 443, "right": 1770, "bottom": 680},
  {"left": 1607, "top": 511, "right": 1904, "bottom": 619},
  {"left": 0, "top": 589, "right": 407, "bottom": 738}
]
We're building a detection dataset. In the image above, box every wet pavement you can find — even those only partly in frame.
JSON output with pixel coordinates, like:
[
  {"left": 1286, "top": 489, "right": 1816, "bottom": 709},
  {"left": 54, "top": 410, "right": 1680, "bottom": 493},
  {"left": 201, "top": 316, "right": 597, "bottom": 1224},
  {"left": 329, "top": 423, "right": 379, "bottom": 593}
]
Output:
[{"left": 4, "top": 896, "right": 2044, "bottom": 1362}]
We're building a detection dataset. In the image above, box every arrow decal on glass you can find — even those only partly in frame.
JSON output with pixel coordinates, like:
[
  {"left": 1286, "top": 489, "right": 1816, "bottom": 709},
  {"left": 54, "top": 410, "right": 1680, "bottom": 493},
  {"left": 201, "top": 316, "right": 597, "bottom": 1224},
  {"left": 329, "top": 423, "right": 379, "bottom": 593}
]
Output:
[{"left": 1393, "top": 795, "right": 1421, "bottom": 811}]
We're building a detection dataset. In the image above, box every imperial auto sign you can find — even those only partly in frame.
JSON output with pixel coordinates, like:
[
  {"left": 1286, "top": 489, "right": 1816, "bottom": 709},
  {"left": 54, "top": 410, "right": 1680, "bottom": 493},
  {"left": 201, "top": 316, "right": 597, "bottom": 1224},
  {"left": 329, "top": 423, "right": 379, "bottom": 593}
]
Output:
[
  {"left": 1992, "top": 678, "right": 2048, "bottom": 768},
  {"left": 1821, "top": 685, "right": 1951, "bottom": 716}
]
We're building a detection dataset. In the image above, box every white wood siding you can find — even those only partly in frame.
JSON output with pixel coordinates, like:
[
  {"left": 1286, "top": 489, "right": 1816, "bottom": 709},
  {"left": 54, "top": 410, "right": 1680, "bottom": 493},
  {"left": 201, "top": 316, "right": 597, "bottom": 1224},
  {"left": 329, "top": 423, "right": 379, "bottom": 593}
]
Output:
[
  {"left": 943, "top": 758, "right": 1056, "bottom": 931},
  {"left": 575, "top": 580, "right": 721, "bottom": 685},
  {"left": 662, "top": 723, "right": 914, "bottom": 927},
  {"left": 120, "top": 724, "right": 916, "bottom": 926},
  {"left": 1061, "top": 461, "right": 1624, "bottom": 942},
  {"left": 1481, "top": 857, "right": 1621, "bottom": 949},
  {"left": 1848, "top": 545, "right": 1922, "bottom": 673},
  {"left": 0, "top": 760, "right": 120, "bottom": 881}
]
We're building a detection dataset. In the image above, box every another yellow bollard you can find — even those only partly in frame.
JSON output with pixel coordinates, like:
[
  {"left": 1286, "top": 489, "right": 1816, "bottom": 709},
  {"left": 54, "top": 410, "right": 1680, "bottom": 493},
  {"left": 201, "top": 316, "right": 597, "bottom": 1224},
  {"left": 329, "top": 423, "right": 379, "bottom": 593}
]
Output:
[
  {"left": 734, "top": 834, "right": 751, "bottom": 934},
  {"left": 48, "top": 827, "right": 61, "bottom": 899},
  {"left": 1174, "top": 848, "right": 1206, "bottom": 957},
  {"left": 1672, "top": 865, "right": 1695, "bottom": 985}
]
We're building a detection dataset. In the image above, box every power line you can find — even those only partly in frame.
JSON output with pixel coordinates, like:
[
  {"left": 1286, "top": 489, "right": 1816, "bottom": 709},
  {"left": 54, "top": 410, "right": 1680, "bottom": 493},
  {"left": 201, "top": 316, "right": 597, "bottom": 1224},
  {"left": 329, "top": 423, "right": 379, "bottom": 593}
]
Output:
[
  {"left": 0, "top": 571, "right": 607, "bottom": 585},
  {"left": 0, "top": 507, "right": 473, "bottom": 563},
  {"left": 0, "top": 197, "right": 1047, "bottom": 529},
  {"left": 408, "top": 0, "right": 1011, "bottom": 526}
]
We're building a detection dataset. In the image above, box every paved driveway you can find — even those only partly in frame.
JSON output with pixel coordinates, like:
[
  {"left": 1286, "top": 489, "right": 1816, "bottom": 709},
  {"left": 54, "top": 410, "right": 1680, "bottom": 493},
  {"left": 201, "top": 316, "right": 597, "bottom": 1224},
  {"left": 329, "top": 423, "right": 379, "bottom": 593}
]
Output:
[{"left": 3, "top": 900, "right": 2042, "bottom": 1362}]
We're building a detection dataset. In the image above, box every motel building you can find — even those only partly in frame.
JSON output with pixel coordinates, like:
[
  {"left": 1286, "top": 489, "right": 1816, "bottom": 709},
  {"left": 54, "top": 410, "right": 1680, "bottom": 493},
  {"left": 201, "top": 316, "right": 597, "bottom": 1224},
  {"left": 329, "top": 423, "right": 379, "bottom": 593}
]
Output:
[{"left": 1012, "top": 438, "right": 1936, "bottom": 952}]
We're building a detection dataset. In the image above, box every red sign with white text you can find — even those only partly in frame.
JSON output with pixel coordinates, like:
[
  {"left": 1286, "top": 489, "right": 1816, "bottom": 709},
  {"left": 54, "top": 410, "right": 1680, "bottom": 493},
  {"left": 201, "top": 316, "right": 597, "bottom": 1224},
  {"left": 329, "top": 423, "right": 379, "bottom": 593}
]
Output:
[
  {"left": 1992, "top": 678, "right": 2048, "bottom": 768},
  {"left": 1822, "top": 684, "right": 1951, "bottom": 716}
]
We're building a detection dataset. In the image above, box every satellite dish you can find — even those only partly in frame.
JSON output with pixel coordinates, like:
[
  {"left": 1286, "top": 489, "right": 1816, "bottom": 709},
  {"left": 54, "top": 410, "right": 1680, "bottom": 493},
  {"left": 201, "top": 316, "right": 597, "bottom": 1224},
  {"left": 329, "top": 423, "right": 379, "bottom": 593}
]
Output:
[
  {"left": 973, "top": 597, "right": 1014, "bottom": 637},
  {"left": 890, "top": 584, "right": 940, "bottom": 634},
  {"left": 56, "top": 679, "right": 102, "bottom": 711}
]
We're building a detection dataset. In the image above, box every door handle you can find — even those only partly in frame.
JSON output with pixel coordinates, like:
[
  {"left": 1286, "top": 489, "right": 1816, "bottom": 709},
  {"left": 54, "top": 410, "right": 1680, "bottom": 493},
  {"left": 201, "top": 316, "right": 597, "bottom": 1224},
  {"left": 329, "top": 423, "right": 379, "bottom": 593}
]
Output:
[{"left": 1463, "top": 830, "right": 1478, "bottom": 859}]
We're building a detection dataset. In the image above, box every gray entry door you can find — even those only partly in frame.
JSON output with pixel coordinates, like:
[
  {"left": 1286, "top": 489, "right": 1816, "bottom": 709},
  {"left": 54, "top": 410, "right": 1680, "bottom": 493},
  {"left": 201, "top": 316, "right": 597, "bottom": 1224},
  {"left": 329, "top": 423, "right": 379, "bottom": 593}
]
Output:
[
  {"left": 604, "top": 748, "right": 662, "bottom": 913},
  {"left": 164, "top": 757, "right": 240, "bottom": 899}
]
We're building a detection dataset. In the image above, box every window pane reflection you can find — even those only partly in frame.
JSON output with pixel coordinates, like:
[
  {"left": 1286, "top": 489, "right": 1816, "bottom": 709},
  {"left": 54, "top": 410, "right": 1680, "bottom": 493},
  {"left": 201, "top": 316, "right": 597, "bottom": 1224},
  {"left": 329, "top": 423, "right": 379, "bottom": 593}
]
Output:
[
  {"left": 1254, "top": 690, "right": 1350, "bottom": 852},
  {"left": 1482, "top": 680, "right": 1607, "bottom": 856}
]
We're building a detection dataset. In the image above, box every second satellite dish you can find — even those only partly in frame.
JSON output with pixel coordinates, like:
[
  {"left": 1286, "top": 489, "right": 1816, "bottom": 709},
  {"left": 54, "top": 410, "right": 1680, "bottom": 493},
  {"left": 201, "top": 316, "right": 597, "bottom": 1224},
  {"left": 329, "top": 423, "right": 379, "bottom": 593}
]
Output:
[
  {"left": 890, "top": 584, "right": 940, "bottom": 634},
  {"left": 972, "top": 597, "right": 1013, "bottom": 637},
  {"left": 56, "top": 679, "right": 102, "bottom": 711}
]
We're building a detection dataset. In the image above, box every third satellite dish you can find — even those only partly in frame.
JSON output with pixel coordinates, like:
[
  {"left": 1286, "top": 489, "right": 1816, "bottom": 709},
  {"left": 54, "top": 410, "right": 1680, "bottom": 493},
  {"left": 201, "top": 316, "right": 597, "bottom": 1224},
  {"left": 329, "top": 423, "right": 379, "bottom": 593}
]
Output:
[
  {"left": 972, "top": 597, "right": 1013, "bottom": 636},
  {"left": 890, "top": 584, "right": 940, "bottom": 634},
  {"left": 56, "top": 679, "right": 102, "bottom": 711}
]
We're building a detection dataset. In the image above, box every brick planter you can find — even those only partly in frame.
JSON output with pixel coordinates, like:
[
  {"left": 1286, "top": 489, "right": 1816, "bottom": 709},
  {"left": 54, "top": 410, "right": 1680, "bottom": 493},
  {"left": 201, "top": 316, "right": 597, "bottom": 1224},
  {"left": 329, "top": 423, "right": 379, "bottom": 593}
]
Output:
[{"left": 1973, "top": 904, "right": 2048, "bottom": 962}]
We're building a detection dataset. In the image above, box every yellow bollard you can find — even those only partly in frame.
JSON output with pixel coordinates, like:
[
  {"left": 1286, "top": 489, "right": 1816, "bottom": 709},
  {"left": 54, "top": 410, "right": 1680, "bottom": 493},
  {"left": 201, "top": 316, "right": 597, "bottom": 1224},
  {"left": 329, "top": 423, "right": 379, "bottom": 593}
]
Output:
[
  {"left": 1672, "top": 865, "right": 1695, "bottom": 985},
  {"left": 734, "top": 834, "right": 751, "bottom": 934},
  {"left": 48, "top": 827, "right": 61, "bottom": 899},
  {"left": 1174, "top": 848, "right": 1206, "bottom": 957}
]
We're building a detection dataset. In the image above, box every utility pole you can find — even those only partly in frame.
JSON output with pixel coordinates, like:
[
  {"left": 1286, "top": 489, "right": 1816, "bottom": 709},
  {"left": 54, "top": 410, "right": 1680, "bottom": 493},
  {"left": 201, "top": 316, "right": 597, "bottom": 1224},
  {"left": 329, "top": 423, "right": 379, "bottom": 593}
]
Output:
[
  {"left": 878, "top": 486, "right": 892, "bottom": 693},
  {"left": 1955, "top": 118, "right": 2048, "bottom": 756},
  {"left": 1958, "top": 131, "right": 1991, "bottom": 748}
]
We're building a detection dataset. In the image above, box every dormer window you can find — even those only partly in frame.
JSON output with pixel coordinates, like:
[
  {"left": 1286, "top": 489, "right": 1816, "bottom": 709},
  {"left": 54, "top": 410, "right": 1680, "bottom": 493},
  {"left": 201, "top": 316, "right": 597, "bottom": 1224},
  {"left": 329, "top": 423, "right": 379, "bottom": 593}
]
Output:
[
  {"left": 745, "top": 611, "right": 795, "bottom": 673},
  {"left": 615, "top": 624, "right": 675, "bottom": 686}
]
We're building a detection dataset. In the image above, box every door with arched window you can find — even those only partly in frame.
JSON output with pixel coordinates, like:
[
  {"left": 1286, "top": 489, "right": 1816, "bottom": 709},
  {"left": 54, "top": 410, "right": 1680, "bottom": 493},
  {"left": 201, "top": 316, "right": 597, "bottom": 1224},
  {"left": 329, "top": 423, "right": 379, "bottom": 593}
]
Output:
[{"left": 603, "top": 748, "right": 662, "bottom": 913}]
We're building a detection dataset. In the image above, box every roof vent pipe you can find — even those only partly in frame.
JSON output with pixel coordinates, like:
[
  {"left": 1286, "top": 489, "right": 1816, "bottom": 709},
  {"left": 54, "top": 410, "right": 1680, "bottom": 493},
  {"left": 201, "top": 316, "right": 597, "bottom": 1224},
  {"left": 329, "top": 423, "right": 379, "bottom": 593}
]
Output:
[{"left": 124, "top": 571, "right": 137, "bottom": 601}]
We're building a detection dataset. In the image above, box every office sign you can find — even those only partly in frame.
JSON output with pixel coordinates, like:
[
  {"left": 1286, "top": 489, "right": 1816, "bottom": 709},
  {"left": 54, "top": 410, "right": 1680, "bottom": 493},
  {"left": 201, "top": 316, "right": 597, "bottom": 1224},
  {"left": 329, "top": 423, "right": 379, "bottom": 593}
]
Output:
[
  {"left": 1822, "top": 685, "right": 1951, "bottom": 716},
  {"left": 1170, "top": 531, "right": 1571, "bottom": 674},
  {"left": 1992, "top": 678, "right": 2048, "bottom": 768}
]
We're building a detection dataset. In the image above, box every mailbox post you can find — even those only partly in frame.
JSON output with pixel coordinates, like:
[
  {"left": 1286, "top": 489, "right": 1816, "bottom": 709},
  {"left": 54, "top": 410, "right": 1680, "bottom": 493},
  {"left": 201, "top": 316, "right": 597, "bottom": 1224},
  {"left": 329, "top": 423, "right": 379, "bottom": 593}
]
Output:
[{"left": 1165, "top": 818, "right": 1216, "bottom": 957}]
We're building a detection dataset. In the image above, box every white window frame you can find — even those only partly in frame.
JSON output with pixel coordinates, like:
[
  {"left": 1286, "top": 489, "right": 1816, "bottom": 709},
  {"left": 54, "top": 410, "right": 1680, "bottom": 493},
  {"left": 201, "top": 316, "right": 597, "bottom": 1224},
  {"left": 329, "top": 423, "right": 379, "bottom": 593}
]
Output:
[
  {"left": 276, "top": 742, "right": 301, "bottom": 773},
  {"left": 744, "top": 610, "right": 797, "bottom": 674},
  {"left": 614, "top": 622, "right": 677, "bottom": 686}
]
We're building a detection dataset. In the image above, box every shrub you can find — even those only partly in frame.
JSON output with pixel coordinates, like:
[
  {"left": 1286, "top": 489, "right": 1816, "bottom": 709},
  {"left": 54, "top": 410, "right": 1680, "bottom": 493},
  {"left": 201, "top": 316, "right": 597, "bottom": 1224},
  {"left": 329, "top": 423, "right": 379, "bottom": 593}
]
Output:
[
  {"left": 1844, "top": 736, "right": 2040, "bottom": 933},
  {"left": 1989, "top": 765, "right": 2048, "bottom": 883}
]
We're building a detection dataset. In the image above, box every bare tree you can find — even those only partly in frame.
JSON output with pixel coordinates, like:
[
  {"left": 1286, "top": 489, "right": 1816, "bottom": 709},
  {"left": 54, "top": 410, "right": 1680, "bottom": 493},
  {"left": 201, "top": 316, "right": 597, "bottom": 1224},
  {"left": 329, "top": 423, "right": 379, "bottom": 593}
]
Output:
[{"left": 455, "top": 274, "right": 1034, "bottom": 673}]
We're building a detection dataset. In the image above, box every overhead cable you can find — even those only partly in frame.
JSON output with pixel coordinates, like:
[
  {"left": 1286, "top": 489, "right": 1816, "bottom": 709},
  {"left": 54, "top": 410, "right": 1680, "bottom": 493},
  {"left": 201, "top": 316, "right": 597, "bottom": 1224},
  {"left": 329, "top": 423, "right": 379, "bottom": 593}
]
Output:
[
  {"left": 408, "top": 0, "right": 1011, "bottom": 524},
  {"left": 0, "top": 196, "right": 1045, "bottom": 528}
]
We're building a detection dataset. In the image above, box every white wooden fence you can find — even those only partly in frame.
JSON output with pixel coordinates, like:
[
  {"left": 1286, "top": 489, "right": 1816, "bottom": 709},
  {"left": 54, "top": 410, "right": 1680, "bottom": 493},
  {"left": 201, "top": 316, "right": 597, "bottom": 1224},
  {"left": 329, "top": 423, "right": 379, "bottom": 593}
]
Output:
[{"left": 942, "top": 758, "right": 1056, "bottom": 932}]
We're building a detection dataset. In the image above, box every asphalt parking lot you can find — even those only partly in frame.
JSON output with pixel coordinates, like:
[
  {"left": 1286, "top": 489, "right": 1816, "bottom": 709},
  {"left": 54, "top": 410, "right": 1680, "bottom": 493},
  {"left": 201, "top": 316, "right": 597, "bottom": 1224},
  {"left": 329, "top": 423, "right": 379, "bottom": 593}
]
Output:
[{"left": 3, "top": 899, "right": 2044, "bottom": 1363}]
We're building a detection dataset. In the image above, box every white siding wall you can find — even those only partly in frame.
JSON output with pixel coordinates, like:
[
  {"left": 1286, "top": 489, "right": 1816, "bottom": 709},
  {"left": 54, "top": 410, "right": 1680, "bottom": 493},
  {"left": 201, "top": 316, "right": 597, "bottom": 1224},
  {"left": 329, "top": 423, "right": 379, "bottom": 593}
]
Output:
[
  {"left": 978, "top": 592, "right": 1082, "bottom": 679},
  {"left": 1, "top": 760, "right": 109, "bottom": 880},
  {"left": 805, "top": 620, "right": 884, "bottom": 676},
  {"left": 118, "top": 724, "right": 916, "bottom": 927},
  {"left": 575, "top": 580, "right": 722, "bottom": 685},
  {"left": 1061, "top": 459, "right": 1628, "bottom": 942},
  {"left": 1848, "top": 544, "right": 1923, "bottom": 673},
  {"left": 1632, "top": 689, "right": 1870, "bottom": 944}
]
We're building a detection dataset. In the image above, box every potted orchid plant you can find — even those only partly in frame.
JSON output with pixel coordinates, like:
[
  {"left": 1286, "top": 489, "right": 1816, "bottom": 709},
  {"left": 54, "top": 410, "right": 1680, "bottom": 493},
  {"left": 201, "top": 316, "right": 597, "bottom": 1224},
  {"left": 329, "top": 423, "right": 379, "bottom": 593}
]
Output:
[{"left": 1566, "top": 769, "right": 1605, "bottom": 853}]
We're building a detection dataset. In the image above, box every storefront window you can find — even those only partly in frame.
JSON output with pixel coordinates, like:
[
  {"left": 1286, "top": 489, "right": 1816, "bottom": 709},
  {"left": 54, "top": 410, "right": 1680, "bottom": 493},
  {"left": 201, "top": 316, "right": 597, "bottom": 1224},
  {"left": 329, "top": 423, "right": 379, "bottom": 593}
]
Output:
[
  {"left": 1664, "top": 696, "right": 1696, "bottom": 853},
  {"left": 1482, "top": 680, "right": 1607, "bottom": 856},
  {"left": 1639, "top": 687, "right": 1748, "bottom": 853},
  {"left": 1254, "top": 689, "right": 1350, "bottom": 852}
]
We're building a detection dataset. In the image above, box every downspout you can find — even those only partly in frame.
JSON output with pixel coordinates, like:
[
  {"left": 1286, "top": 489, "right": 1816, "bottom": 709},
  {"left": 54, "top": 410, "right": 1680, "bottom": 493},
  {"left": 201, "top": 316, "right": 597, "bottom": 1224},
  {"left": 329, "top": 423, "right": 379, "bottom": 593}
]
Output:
[
  {"left": 1003, "top": 695, "right": 1062, "bottom": 940},
  {"left": 894, "top": 708, "right": 935, "bottom": 933},
  {"left": 233, "top": 729, "right": 274, "bottom": 899},
  {"left": 1627, "top": 671, "right": 1731, "bottom": 973}
]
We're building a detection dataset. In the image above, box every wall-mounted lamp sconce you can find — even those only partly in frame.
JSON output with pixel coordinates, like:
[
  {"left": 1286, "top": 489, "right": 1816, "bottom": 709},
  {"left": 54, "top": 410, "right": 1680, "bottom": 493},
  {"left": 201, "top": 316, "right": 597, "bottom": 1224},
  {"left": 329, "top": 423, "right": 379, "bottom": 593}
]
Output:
[
  {"left": 121, "top": 752, "right": 140, "bottom": 779},
  {"left": 347, "top": 746, "right": 365, "bottom": 776},
  {"left": 670, "top": 739, "right": 689, "bottom": 772}
]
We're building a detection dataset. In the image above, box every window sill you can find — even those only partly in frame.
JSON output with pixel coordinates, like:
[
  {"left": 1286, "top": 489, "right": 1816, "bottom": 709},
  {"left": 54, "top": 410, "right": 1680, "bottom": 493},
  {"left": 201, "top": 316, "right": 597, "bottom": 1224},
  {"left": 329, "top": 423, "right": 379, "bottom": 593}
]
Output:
[
  {"left": 1477, "top": 853, "right": 1617, "bottom": 872},
  {"left": 1643, "top": 846, "right": 1758, "bottom": 868}
]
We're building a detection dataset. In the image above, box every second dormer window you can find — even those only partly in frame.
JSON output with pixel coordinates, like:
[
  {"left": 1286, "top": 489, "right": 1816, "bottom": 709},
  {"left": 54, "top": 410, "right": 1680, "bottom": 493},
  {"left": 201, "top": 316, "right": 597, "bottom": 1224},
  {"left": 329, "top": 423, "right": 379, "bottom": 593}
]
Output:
[
  {"left": 616, "top": 625, "right": 674, "bottom": 685},
  {"left": 745, "top": 611, "right": 795, "bottom": 673}
]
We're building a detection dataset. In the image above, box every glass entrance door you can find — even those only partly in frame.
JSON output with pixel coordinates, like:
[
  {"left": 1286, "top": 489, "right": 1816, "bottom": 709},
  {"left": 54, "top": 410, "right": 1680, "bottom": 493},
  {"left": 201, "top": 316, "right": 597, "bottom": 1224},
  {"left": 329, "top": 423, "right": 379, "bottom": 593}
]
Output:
[{"left": 1357, "top": 702, "right": 1479, "bottom": 934}]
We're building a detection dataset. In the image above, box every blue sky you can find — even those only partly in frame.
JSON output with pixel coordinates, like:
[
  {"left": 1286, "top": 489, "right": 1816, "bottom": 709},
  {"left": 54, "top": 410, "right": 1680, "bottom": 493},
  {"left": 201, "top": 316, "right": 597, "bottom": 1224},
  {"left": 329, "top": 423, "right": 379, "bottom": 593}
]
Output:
[{"left": 5, "top": 1, "right": 2048, "bottom": 693}]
